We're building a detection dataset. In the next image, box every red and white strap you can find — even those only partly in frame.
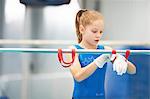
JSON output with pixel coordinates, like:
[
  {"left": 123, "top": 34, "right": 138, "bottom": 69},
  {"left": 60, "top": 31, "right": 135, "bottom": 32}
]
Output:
[
  {"left": 111, "top": 49, "right": 130, "bottom": 62},
  {"left": 58, "top": 49, "right": 76, "bottom": 68}
]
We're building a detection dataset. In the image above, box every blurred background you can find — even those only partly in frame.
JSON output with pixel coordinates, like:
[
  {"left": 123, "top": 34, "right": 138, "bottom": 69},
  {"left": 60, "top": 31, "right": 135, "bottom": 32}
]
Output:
[{"left": 0, "top": 0, "right": 150, "bottom": 99}]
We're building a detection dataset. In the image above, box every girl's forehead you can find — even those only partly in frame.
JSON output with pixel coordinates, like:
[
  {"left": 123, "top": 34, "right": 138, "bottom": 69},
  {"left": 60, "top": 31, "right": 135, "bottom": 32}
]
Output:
[
  {"left": 88, "top": 20, "right": 104, "bottom": 28},
  {"left": 92, "top": 20, "right": 104, "bottom": 25}
]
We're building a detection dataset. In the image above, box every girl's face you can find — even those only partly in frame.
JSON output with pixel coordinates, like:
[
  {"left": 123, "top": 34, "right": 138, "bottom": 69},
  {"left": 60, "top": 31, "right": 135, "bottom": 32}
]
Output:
[{"left": 81, "top": 20, "right": 104, "bottom": 47}]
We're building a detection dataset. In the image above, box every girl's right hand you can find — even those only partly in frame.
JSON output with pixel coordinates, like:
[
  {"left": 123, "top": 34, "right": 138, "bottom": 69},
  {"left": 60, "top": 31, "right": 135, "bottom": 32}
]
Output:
[{"left": 94, "top": 54, "right": 111, "bottom": 68}]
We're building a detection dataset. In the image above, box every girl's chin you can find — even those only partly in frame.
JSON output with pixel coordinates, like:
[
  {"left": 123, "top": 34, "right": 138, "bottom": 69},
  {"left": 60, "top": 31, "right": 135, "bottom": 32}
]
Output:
[
  {"left": 91, "top": 43, "right": 98, "bottom": 47},
  {"left": 94, "top": 41, "right": 99, "bottom": 45}
]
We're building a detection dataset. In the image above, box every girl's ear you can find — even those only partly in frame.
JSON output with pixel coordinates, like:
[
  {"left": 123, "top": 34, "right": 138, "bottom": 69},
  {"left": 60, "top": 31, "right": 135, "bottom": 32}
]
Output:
[{"left": 79, "top": 25, "right": 85, "bottom": 34}]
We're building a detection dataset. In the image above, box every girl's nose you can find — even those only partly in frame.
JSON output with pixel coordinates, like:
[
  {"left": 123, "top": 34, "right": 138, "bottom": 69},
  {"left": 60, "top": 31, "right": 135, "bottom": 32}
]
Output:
[{"left": 96, "top": 33, "right": 101, "bottom": 38}]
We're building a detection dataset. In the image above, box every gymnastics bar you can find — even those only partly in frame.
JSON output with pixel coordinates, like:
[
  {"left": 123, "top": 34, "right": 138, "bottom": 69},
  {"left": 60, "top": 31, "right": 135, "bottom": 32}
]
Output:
[
  {"left": 0, "top": 39, "right": 150, "bottom": 46},
  {"left": 0, "top": 48, "right": 149, "bottom": 55}
]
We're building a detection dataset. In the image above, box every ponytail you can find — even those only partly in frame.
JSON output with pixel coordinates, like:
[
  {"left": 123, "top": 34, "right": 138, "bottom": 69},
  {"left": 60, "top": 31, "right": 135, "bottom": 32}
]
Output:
[{"left": 75, "top": 9, "right": 87, "bottom": 43}]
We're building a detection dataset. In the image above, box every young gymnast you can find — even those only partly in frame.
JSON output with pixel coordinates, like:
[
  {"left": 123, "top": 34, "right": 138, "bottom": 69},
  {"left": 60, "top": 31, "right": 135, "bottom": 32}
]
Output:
[{"left": 67, "top": 9, "right": 136, "bottom": 99}]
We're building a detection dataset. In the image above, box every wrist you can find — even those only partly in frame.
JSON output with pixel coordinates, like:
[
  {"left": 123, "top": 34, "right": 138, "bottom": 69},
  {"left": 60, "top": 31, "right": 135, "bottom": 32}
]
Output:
[{"left": 94, "top": 54, "right": 110, "bottom": 68}]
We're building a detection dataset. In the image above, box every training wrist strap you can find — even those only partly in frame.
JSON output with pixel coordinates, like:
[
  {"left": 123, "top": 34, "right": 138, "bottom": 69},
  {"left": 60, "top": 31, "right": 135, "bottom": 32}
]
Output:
[{"left": 58, "top": 49, "right": 75, "bottom": 68}]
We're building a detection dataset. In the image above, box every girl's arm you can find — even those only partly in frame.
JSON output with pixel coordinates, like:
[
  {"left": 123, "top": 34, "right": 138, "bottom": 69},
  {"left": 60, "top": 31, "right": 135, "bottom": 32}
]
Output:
[
  {"left": 67, "top": 46, "right": 111, "bottom": 82},
  {"left": 104, "top": 46, "right": 136, "bottom": 74},
  {"left": 66, "top": 46, "right": 98, "bottom": 82},
  {"left": 126, "top": 61, "right": 136, "bottom": 74}
]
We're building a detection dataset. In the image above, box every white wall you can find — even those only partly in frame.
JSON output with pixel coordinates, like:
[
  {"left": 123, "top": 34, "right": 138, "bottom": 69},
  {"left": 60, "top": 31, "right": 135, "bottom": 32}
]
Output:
[
  {"left": 101, "top": 0, "right": 150, "bottom": 42},
  {"left": 1, "top": 0, "right": 80, "bottom": 99}
]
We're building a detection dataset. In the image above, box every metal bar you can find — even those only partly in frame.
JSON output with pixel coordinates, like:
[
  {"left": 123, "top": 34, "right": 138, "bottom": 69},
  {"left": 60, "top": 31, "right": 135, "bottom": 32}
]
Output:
[
  {"left": 0, "top": 72, "right": 71, "bottom": 81},
  {"left": 0, "top": 39, "right": 150, "bottom": 46},
  {"left": 0, "top": 48, "right": 149, "bottom": 55}
]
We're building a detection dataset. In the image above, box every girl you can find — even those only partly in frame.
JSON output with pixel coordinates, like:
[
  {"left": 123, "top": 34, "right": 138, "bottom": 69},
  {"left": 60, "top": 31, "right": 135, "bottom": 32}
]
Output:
[{"left": 67, "top": 9, "right": 136, "bottom": 99}]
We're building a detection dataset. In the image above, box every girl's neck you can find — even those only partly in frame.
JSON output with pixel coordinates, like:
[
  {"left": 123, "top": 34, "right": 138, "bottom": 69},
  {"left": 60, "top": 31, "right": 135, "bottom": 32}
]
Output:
[{"left": 79, "top": 41, "right": 97, "bottom": 49}]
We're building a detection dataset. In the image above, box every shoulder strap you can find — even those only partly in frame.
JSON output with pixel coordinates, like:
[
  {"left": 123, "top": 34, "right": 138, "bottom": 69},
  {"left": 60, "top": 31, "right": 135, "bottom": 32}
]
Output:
[
  {"left": 97, "top": 45, "right": 104, "bottom": 49},
  {"left": 74, "top": 45, "right": 84, "bottom": 49}
]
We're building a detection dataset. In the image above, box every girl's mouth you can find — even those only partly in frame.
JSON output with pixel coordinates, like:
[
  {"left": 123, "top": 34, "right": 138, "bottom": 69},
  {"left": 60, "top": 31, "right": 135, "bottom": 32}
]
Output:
[{"left": 95, "top": 40, "right": 99, "bottom": 42}]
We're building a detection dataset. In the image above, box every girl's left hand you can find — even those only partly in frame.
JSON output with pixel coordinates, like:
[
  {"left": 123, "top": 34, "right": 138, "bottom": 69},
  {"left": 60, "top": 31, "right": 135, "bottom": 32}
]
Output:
[{"left": 113, "top": 54, "right": 128, "bottom": 75}]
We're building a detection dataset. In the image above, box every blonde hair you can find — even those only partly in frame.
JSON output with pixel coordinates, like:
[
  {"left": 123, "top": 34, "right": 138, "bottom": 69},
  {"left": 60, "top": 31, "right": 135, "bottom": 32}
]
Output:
[{"left": 75, "top": 9, "right": 104, "bottom": 43}]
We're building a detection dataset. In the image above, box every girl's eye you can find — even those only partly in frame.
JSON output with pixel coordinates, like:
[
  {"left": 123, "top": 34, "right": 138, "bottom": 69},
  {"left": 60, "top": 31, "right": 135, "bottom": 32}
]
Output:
[
  {"left": 92, "top": 31, "right": 97, "bottom": 33},
  {"left": 100, "top": 31, "right": 103, "bottom": 34}
]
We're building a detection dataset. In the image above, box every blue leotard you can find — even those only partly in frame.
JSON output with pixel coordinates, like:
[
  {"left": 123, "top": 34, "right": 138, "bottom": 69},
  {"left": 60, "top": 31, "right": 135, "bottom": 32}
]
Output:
[{"left": 72, "top": 45, "right": 107, "bottom": 99}]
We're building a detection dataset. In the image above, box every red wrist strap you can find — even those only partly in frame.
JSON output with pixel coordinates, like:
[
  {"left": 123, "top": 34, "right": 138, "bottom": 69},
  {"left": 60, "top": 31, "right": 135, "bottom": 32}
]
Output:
[
  {"left": 125, "top": 50, "right": 130, "bottom": 60},
  {"left": 112, "top": 49, "right": 116, "bottom": 54},
  {"left": 58, "top": 49, "right": 76, "bottom": 68},
  {"left": 111, "top": 49, "right": 117, "bottom": 63},
  {"left": 111, "top": 49, "right": 130, "bottom": 62}
]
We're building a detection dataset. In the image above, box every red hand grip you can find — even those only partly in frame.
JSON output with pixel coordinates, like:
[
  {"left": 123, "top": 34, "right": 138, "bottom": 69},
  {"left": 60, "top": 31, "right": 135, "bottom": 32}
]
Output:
[
  {"left": 111, "top": 49, "right": 117, "bottom": 63},
  {"left": 112, "top": 49, "right": 116, "bottom": 54},
  {"left": 125, "top": 50, "right": 130, "bottom": 59},
  {"left": 58, "top": 49, "right": 76, "bottom": 68}
]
